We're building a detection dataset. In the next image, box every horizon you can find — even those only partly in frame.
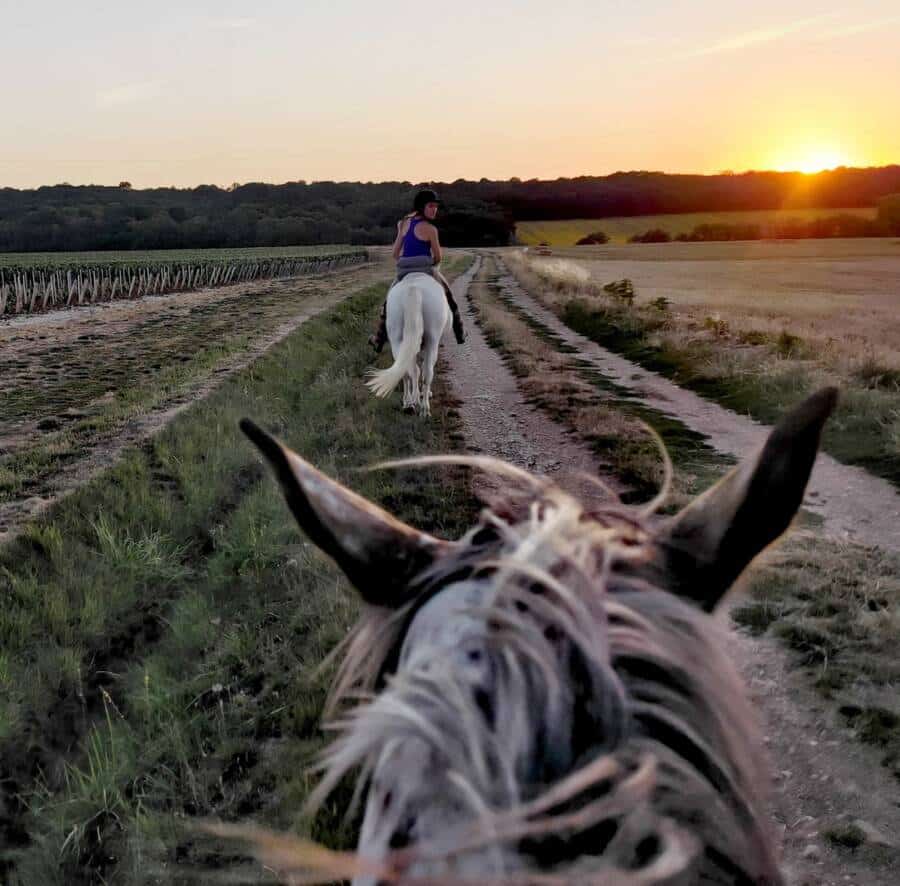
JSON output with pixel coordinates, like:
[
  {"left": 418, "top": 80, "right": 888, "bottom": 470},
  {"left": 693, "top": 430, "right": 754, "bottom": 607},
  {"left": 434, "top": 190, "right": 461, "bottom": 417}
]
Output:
[
  {"left": 5, "top": 163, "right": 900, "bottom": 194},
  {"left": 2, "top": 2, "right": 899, "bottom": 190}
]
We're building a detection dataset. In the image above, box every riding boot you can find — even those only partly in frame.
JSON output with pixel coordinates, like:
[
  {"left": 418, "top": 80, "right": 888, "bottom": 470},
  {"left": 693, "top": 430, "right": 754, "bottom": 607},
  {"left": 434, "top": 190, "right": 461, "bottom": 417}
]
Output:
[
  {"left": 443, "top": 286, "right": 466, "bottom": 344},
  {"left": 368, "top": 301, "right": 388, "bottom": 353}
]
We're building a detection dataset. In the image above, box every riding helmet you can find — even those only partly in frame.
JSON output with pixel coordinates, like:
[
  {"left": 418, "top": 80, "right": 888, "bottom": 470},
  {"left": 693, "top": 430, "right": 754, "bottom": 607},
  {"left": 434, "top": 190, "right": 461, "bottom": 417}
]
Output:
[{"left": 413, "top": 189, "right": 440, "bottom": 212}]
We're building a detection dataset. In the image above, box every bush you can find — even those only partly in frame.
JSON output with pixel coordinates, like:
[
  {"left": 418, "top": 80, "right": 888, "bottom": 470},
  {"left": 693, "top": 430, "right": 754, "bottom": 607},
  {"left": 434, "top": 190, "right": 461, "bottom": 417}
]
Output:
[
  {"left": 602, "top": 279, "right": 636, "bottom": 304},
  {"left": 575, "top": 231, "right": 609, "bottom": 245},
  {"left": 703, "top": 315, "right": 729, "bottom": 337},
  {"left": 628, "top": 228, "right": 671, "bottom": 243}
]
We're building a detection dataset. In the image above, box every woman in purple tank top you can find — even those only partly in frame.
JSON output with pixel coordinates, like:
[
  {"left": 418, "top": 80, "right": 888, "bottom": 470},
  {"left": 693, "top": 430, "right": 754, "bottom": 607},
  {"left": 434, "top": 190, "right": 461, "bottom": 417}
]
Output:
[{"left": 369, "top": 189, "right": 466, "bottom": 352}]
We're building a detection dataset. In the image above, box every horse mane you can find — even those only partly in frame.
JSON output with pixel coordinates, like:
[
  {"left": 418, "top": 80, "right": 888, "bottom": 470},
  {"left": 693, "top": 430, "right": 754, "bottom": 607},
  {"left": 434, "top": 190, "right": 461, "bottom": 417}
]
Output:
[{"left": 309, "top": 474, "right": 782, "bottom": 885}]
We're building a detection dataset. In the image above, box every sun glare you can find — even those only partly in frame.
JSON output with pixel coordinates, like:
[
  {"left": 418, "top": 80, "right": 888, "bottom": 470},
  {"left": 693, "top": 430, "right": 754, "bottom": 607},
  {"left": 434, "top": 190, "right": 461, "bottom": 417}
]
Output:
[{"left": 774, "top": 147, "right": 853, "bottom": 175}]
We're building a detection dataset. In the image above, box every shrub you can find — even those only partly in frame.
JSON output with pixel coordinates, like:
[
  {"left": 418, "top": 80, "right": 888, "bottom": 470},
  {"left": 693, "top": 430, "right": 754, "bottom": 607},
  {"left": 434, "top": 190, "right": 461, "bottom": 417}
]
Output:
[
  {"left": 703, "top": 315, "right": 729, "bottom": 337},
  {"left": 628, "top": 228, "right": 671, "bottom": 243},
  {"left": 575, "top": 231, "right": 609, "bottom": 245},
  {"left": 602, "top": 279, "right": 636, "bottom": 304},
  {"left": 877, "top": 193, "right": 900, "bottom": 235}
]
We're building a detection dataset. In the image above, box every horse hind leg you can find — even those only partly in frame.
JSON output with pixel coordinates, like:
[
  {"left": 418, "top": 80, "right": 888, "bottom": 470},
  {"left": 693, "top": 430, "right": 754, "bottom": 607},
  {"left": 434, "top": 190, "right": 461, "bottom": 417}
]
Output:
[
  {"left": 410, "top": 361, "right": 421, "bottom": 410},
  {"left": 418, "top": 342, "right": 439, "bottom": 418},
  {"left": 402, "top": 363, "right": 420, "bottom": 413},
  {"left": 402, "top": 373, "right": 414, "bottom": 412}
]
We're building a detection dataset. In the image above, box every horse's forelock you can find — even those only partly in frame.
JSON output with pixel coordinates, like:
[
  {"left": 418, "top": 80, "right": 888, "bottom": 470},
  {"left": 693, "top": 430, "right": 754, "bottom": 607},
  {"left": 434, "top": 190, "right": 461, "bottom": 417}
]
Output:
[{"left": 323, "top": 485, "right": 646, "bottom": 719}]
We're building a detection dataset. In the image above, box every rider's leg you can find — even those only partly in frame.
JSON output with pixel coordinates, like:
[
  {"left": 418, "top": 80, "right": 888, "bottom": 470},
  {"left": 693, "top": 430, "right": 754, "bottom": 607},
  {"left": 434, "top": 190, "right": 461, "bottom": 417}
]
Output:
[
  {"left": 434, "top": 270, "right": 465, "bottom": 344},
  {"left": 368, "top": 299, "right": 388, "bottom": 352}
]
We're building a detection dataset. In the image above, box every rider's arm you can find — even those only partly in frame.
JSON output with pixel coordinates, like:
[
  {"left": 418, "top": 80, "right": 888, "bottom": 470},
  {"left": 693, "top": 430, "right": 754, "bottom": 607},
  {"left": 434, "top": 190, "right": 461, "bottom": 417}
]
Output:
[
  {"left": 391, "top": 219, "right": 405, "bottom": 261},
  {"left": 426, "top": 224, "right": 443, "bottom": 264}
]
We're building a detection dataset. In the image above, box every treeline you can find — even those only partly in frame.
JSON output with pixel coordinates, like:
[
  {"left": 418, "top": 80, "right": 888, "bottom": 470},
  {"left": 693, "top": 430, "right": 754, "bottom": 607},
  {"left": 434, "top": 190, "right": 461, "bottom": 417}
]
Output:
[
  {"left": 2, "top": 166, "right": 899, "bottom": 253},
  {"left": 0, "top": 182, "right": 514, "bottom": 253}
]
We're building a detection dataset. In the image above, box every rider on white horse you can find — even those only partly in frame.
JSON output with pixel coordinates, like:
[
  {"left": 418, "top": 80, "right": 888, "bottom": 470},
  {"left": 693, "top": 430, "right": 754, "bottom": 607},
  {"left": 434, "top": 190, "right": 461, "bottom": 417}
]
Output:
[{"left": 368, "top": 189, "right": 466, "bottom": 352}]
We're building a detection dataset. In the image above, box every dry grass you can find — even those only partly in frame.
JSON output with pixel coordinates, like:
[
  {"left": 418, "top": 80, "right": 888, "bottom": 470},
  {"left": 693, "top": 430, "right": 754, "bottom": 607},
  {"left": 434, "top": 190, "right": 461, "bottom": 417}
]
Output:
[
  {"left": 545, "top": 240, "right": 900, "bottom": 374},
  {"left": 734, "top": 532, "right": 900, "bottom": 779}
]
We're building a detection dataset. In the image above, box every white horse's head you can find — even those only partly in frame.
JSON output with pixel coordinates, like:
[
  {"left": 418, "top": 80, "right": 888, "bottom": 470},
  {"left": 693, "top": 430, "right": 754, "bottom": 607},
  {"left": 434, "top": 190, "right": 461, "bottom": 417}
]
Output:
[{"left": 241, "top": 387, "right": 836, "bottom": 884}]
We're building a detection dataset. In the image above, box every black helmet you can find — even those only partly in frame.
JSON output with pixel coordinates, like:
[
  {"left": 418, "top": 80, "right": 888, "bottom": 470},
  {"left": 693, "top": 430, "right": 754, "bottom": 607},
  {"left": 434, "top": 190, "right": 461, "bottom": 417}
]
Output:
[{"left": 413, "top": 189, "right": 440, "bottom": 213}]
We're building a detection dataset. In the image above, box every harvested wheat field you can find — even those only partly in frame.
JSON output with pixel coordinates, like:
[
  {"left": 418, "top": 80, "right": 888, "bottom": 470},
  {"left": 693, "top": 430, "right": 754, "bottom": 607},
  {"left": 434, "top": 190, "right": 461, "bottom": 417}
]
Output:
[{"left": 549, "top": 239, "right": 900, "bottom": 366}]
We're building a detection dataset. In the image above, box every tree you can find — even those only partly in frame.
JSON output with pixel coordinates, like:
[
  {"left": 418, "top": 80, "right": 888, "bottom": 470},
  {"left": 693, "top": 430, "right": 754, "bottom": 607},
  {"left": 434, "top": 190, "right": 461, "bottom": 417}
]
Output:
[{"left": 118, "top": 181, "right": 132, "bottom": 189}]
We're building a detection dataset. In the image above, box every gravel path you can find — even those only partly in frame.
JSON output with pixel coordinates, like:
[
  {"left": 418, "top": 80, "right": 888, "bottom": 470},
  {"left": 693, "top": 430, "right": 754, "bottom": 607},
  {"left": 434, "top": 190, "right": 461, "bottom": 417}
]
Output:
[{"left": 441, "top": 256, "right": 627, "bottom": 508}]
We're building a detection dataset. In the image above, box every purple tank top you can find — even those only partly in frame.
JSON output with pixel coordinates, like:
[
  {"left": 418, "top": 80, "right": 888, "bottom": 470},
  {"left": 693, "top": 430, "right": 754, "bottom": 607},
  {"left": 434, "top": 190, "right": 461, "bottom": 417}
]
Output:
[{"left": 401, "top": 217, "right": 432, "bottom": 258}]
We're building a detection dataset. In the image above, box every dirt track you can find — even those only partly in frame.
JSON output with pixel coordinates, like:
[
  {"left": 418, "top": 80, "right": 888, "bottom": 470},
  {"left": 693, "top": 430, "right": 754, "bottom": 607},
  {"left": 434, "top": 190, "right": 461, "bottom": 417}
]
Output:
[
  {"left": 443, "top": 254, "right": 900, "bottom": 886},
  {"left": 0, "top": 257, "right": 390, "bottom": 542}
]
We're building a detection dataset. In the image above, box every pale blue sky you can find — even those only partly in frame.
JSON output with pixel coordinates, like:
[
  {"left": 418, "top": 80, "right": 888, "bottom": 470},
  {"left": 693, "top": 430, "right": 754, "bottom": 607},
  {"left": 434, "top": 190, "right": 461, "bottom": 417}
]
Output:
[{"left": 1, "top": 1, "right": 898, "bottom": 187}]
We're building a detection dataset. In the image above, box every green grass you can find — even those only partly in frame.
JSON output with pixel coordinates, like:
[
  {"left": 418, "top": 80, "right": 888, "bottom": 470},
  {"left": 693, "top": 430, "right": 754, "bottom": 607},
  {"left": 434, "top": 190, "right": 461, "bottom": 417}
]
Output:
[
  {"left": 516, "top": 209, "right": 877, "bottom": 246},
  {"left": 0, "top": 257, "right": 478, "bottom": 883}
]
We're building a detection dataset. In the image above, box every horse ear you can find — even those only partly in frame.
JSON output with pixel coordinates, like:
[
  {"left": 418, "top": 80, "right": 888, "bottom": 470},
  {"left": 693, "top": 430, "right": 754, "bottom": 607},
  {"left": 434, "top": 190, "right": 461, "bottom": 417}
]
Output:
[
  {"left": 240, "top": 420, "right": 456, "bottom": 608},
  {"left": 658, "top": 387, "right": 837, "bottom": 611}
]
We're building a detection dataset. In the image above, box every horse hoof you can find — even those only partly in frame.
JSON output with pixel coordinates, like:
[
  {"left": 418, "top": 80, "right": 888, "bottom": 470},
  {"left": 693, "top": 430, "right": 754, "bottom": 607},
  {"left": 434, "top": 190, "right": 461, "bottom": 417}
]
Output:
[{"left": 402, "top": 405, "right": 416, "bottom": 414}]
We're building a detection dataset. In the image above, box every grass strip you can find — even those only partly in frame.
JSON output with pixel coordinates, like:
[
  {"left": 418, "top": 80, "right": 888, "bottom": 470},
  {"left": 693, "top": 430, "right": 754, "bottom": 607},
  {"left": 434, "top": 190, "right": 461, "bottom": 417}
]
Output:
[{"left": 469, "top": 256, "right": 731, "bottom": 507}]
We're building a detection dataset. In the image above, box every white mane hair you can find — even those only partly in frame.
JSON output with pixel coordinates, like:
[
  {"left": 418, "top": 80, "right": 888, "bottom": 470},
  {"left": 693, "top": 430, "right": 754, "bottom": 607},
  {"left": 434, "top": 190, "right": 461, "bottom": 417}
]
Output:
[{"left": 308, "top": 481, "right": 780, "bottom": 884}]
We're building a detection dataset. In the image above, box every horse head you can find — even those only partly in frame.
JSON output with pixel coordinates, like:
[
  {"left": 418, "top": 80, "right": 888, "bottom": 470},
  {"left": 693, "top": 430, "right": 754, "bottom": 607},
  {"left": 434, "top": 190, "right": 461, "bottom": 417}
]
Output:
[{"left": 241, "top": 387, "right": 836, "bottom": 885}]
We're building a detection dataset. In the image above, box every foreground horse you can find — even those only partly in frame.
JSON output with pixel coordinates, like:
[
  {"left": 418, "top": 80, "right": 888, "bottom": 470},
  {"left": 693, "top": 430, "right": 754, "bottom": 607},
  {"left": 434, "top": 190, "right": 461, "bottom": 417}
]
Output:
[
  {"left": 366, "top": 273, "right": 449, "bottom": 416},
  {"left": 238, "top": 387, "right": 837, "bottom": 885}
]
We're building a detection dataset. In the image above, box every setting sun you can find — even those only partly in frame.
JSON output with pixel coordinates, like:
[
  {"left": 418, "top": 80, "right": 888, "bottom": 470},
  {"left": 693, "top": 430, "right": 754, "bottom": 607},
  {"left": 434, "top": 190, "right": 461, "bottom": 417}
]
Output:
[{"left": 772, "top": 146, "right": 854, "bottom": 175}]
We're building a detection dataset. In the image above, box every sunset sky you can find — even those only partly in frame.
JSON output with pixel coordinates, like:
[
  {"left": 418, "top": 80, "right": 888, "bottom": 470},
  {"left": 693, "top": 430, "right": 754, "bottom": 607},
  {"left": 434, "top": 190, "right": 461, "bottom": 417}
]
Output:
[{"left": 2, "top": 1, "right": 898, "bottom": 189}]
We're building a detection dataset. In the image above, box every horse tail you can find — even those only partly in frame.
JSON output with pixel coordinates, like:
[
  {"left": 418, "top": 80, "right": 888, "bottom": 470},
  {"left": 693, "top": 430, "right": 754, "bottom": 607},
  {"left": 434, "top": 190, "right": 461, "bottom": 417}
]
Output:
[{"left": 366, "top": 285, "right": 424, "bottom": 399}]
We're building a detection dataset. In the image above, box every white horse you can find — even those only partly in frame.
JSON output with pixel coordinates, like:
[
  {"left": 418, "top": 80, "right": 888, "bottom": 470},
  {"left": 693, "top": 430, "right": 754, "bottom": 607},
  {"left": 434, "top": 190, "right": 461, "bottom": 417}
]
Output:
[{"left": 366, "top": 273, "right": 449, "bottom": 417}]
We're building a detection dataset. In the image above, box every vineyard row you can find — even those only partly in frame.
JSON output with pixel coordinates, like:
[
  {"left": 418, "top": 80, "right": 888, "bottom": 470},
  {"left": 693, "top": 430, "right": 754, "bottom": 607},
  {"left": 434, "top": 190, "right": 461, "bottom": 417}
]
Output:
[{"left": 0, "top": 251, "right": 367, "bottom": 316}]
